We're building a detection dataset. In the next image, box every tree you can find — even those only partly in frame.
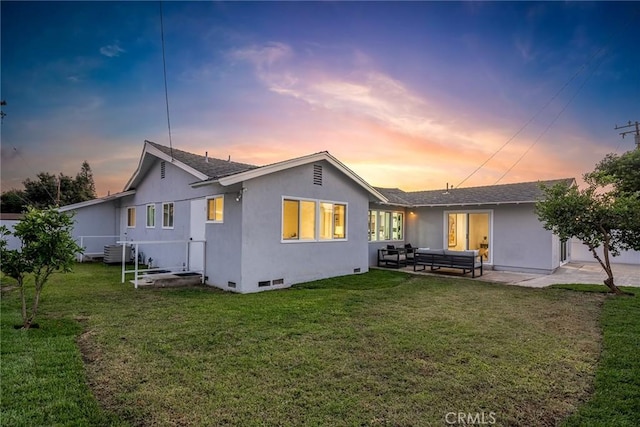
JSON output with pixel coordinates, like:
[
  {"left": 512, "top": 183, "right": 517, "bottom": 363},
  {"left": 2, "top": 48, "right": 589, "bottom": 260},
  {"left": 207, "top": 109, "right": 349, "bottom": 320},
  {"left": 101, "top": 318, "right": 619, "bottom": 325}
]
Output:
[
  {"left": 0, "top": 189, "right": 27, "bottom": 213},
  {"left": 536, "top": 150, "right": 640, "bottom": 294},
  {"left": 2, "top": 162, "right": 97, "bottom": 211},
  {"left": 73, "top": 160, "right": 97, "bottom": 202},
  {"left": 0, "top": 208, "right": 82, "bottom": 329}
]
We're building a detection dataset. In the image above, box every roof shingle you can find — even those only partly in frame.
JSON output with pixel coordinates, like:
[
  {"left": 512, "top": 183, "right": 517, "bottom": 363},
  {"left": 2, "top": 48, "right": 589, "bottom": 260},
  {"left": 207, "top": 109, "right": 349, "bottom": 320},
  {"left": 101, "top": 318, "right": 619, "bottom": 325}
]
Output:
[
  {"left": 147, "top": 141, "right": 258, "bottom": 179},
  {"left": 376, "top": 178, "right": 575, "bottom": 207}
]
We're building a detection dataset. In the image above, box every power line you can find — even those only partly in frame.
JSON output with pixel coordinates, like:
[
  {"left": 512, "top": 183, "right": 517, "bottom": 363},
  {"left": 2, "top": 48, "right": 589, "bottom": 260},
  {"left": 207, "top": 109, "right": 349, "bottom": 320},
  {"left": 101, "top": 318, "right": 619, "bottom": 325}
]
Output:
[
  {"left": 159, "top": 1, "right": 174, "bottom": 161},
  {"left": 455, "top": 8, "right": 638, "bottom": 189},
  {"left": 495, "top": 45, "right": 607, "bottom": 184}
]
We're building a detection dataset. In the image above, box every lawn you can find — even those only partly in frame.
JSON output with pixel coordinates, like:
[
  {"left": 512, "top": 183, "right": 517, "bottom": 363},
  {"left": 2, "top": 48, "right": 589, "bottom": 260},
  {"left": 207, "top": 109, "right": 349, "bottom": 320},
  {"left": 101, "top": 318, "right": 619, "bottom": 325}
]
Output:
[{"left": 1, "top": 264, "right": 637, "bottom": 426}]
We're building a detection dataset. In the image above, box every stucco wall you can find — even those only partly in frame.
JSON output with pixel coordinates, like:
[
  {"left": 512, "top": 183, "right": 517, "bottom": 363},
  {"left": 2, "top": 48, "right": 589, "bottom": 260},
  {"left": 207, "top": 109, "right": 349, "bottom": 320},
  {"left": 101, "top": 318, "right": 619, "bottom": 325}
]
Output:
[
  {"left": 116, "top": 159, "right": 221, "bottom": 271},
  {"left": 238, "top": 161, "right": 370, "bottom": 293},
  {"left": 66, "top": 201, "right": 120, "bottom": 256},
  {"left": 203, "top": 184, "right": 243, "bottom": 291},
  {"left": 571, "top": 241, "right": 640, "bottom": 265},
  {"left": 492, "top": 204, "right": 557, "bottom": 273}
]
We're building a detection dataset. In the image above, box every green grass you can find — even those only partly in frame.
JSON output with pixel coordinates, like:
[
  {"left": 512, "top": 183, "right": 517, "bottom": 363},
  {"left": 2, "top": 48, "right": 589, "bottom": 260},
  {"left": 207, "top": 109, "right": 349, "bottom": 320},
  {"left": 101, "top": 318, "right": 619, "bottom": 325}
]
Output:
[
  {"left": 0, "top": 264, "right": 637, "bottom": 426},
  {"left": 552, "top": 285, "right": 640, "bottom": 427}
]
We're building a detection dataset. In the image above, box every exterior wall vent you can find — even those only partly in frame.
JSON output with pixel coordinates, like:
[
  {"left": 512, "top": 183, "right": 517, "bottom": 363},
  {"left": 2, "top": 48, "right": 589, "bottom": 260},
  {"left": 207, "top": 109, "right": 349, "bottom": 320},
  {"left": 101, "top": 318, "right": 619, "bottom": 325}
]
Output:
[
  {"left": 272, "top": 278, "right": 284, "bottom": 285},
  {"left": 161, "top": 161, "right": 166, "bottom": 179},
  {"left": 313, "top": 164, "right": 322, "bottom": 186},
  {"left": 353, "top": 268, "right": 361, "bottom": 273},
  {"left": 258, "top": 280, "right": 271, "bottom": 287},
  {"left": 227, "top": 281, "right": 236, "bottom": 288}
]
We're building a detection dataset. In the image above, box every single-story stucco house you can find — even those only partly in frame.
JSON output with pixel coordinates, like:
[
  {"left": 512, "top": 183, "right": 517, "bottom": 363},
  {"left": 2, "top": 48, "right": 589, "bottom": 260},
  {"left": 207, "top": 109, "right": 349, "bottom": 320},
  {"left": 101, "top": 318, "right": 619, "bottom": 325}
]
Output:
[{"left": 57, "top": 140, "right": 582, "bottom": 292}]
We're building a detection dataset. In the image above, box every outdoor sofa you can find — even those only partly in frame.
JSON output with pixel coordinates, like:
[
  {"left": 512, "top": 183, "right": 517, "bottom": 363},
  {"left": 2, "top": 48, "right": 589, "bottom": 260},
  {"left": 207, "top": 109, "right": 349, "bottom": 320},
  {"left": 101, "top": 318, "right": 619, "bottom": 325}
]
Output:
[{"left": 413, "top": 249, "right": 483, "bottom": 278}]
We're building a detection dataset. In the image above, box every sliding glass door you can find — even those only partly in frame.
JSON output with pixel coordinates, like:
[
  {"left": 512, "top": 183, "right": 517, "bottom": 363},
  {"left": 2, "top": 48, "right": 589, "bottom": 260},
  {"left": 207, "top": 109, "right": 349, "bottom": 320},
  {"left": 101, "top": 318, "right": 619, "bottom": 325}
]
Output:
[{"left": 447, "top": 211, "right": 491, "bottom": 262}]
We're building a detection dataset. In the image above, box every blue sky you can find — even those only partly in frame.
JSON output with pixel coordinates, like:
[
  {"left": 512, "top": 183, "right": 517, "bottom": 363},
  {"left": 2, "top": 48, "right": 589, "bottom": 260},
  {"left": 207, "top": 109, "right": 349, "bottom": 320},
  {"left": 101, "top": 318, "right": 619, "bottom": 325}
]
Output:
[{"left": 2, "top": 1, "right": 639, "bottom": 196}]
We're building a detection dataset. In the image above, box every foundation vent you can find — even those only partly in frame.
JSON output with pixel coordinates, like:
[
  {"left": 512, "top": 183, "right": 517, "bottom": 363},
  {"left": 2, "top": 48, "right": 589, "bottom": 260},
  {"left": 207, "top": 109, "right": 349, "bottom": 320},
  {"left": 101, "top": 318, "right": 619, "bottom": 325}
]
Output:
[
  {"left": 353, "top": 268, "right": 361, "bottom": 273},
  {"left": 258, "top": 280, "right": 271, "bottom": 287},
  {"left": 313, "top": 164, "right": 323, "bottom": 185},
  {"left": 227, "top": 281, "right": 236, "bottom": 288},
  {"left": 272, "top": 278, "right": 284, "bottom": 285}
]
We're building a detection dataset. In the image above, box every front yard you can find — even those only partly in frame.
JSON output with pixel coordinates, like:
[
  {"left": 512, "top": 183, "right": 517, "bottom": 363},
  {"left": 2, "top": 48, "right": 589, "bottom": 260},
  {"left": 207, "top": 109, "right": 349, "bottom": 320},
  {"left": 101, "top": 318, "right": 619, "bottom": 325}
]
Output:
[{"left": 1, "top": 264, "right": 638, "bottom": 426}]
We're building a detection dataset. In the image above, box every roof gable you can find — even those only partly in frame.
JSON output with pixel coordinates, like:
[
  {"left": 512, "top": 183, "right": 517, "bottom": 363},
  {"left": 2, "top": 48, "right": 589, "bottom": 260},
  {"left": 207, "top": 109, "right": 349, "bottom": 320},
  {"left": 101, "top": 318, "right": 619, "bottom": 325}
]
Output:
[
  {"left": 215, "top": 151, "right": 388, "bottom": 202},
  {"left": 123, "top": 141, "right": 387, "bottom": 202},
  {"left": 124, "top": 141, "right": 258, "bottom": 191}
]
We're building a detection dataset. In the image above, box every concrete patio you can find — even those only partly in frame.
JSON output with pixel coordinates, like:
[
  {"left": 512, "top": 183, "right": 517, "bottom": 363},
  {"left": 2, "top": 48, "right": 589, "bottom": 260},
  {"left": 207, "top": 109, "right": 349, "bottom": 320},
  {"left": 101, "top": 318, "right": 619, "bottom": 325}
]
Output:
[{"left": 384, "top": 261, "right": 640, "bottom": 288}]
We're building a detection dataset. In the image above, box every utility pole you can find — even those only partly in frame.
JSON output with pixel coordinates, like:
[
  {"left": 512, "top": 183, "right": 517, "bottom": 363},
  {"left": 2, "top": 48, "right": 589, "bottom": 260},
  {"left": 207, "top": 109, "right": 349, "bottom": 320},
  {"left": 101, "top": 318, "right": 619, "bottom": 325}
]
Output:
[{"left": 615, "top": 120, "right": 640, "bottom": 150}]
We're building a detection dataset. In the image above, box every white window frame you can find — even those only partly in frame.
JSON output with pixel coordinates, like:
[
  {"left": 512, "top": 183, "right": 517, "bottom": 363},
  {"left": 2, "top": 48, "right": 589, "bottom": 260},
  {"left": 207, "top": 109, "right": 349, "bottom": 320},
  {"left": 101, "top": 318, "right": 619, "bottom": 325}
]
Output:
[
  {"left": 368, "top": 210, "right": 404, "bottom": 242},
  {"left": 282, "top": 197, "right": 317, "bottom": 242},
  {"left": 162, "top": 202, "right": 174, "bottom": 229},
  {"left": 281, "top": 196, "right": 348, "bottom": 243},
  {"left": 126, "top": 207, "right": 136, "bottom": 228},
  {"left": 206, "top": 195, "right": 224, "bottom": 223},
  {"left": 146, "top": 204, "right": 155, "bottom": 228},
  {"left": 319, "top": 200, "right": 347, "bottom": 241},
  {"left": 443, "top": 209, "right": 493, "bottom": 264}
]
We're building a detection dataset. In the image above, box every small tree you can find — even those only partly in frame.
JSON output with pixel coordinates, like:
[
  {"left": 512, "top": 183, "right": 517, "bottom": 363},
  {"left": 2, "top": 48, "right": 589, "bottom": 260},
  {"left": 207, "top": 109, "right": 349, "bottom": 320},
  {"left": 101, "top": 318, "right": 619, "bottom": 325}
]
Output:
[
  {"left": 0, "top": 208, "right": 82, "bottom": 329},
  {"left": 536, "top": 150, "right": 640, "bottom": 294}
]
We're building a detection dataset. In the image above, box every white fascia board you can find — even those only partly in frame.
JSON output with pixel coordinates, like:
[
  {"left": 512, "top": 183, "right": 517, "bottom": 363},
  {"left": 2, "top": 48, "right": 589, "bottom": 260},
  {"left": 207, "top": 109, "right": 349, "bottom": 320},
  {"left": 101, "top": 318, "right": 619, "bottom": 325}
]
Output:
[
  {"left": 413, "top": 200, "right": 538, "bottom": 208},
  {"left": 58, "top": 190, "right": 136, "bottom": 212},
  {"left": 124, "top": 142, "right": 208, "bottom": 191},
  {"left": 373, "top": 201, "right": 413, "bottom": 208},
  {"left": 216, "top": 152, "right": 388, "bottom": 202}
]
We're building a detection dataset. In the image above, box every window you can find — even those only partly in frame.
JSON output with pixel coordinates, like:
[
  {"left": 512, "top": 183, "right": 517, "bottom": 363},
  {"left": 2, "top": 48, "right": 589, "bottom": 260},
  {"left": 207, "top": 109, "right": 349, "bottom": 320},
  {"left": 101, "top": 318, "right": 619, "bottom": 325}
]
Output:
[
  {"left": 146, "top": 204, "right": 155, "bottom": 228},
  {"left": 282, "top": 198, "right": 346, "bottom": 241},
  {"left": 283, "top": 199, "right": 316, "bottom": 240},
  {"left": 320, "top": 202, "right": 346, "bottom": 240},
  {"left": 162, "top": 202, "right": 174, "bottom": 228},
  {"left": 368, "top": 210, "right": 378, "bottom": 241},
  {"left": 368, "top": 210, "right": 404, "bottom": 241},
  {"left": 127, "top": 207, "right": 136, "bottom": 228},
  {"left": 392, "top": 212, "right": 404, "bottom": 240},
  {"left": 207, "top": 196, "right": 224, "bottom": 222}
]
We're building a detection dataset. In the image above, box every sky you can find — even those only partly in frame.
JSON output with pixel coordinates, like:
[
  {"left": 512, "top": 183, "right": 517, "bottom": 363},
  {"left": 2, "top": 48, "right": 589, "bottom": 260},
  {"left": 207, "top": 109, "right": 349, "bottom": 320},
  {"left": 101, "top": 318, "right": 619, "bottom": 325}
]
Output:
[{"left": 2, "top": 1, "right": 639, "bottom": 197}]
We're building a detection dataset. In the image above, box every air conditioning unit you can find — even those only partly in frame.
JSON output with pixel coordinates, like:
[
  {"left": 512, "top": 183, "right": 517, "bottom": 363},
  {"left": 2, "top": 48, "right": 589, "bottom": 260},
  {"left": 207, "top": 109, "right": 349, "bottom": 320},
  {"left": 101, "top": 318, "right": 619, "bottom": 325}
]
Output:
[{"left": 104, "top": 245, "right": 132, "bottom": 264}]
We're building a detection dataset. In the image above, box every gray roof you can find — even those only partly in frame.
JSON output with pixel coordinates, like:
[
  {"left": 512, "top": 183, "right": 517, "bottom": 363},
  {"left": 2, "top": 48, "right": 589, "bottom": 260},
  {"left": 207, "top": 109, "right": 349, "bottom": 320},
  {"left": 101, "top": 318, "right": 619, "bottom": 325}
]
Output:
[
  {"left": 375, "top": 178, "right": 575, "bottom": 207},
  {"left": 147, "top": 141, "right": 258, "bottom": 179}
]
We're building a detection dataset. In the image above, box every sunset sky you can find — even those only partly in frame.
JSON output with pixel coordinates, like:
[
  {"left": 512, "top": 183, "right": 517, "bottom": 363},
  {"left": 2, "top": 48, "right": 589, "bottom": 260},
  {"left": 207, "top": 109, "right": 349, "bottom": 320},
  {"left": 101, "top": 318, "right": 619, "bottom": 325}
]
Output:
[{"left": 2, "top": 1, "right": 639, "bottom": 197}]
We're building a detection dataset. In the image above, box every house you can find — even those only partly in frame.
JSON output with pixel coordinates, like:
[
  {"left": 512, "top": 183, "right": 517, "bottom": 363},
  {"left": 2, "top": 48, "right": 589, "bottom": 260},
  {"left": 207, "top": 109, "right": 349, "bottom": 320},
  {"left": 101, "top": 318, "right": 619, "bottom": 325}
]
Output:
[
  {"left": 0, "top": 213, "right": 25, "bottom": 251},
  {"left": 368, "top": 180, "right": 576, "bottom": 274},
  {"left": 60, "top": 140, "right": 387, "bottom": 293},
  {"left": 60, "top": 140, "right": 584, "bottom": 292}
]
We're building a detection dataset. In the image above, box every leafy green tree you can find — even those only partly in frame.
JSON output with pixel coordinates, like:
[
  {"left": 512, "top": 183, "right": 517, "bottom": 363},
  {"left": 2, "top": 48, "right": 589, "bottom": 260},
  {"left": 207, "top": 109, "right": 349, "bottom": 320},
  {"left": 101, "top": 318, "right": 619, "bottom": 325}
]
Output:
[
  {"left": 4, "top": 162, "right": 97, "bottom": 211},
  {"left": 0, "top": 189, "right": 27, "bottom": 213},
  {"left": 536, "top": 150, "right": 640, "bottom": 294},
  {"left": 587, "top": 150, "right": 640, "bottom": 195},
  {"left": 0, "top": 208, "right": 82, "bottom": 329}
]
